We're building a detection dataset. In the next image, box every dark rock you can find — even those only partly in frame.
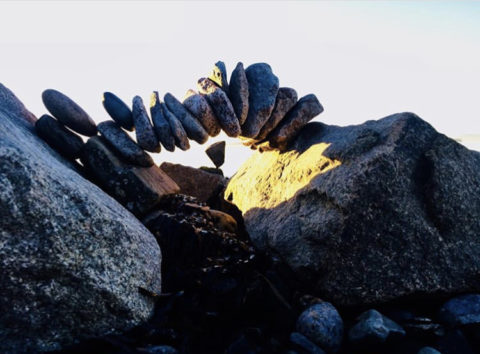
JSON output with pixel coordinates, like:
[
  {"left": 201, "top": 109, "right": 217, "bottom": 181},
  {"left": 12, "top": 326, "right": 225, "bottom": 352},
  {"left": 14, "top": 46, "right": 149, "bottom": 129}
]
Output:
[
  {"left": 256, "top": 87, "right": 298, "bottom": 141},
  {"left": 150, "top": 91, "right": 176, "bottom": 152},
  {"left": 42, "top": 89, "right": 97, "bottom": 136},
  {"left": 0, "top": 85, "right": 161, "bottom": 352},
  {"left": 132, "top": 95, "right": 161, "bottom": 153},
  {"left": 296, "top": 303, "right": 343, "bottom": 353},
  {"left": 268, "top": 94, "right": 323, "bottom": 151},
  {"left": 436, "top": 329, "right": 475, "bottom": 354},
  {"left": 35, "top": 114, "right": 84, "bottom": 160},
  {"left": 139, "top": 345, "right": 179, "bottom": 354},
  {"left": 200, "top": 166, "right": 224, "bottom": 176},
  {"left": 418, "top": 347, "right": 442, "bottom": 354},
  {"left": 102, "top": 92, "right": 134, "bottom": 131},
  {"left": 209, "top": 61, "right": 229, "bottom": 95},
  {"left": 402, "top": 316, "right": 445, "bottom": 338},
  {"left": 81, "top": 136, "right": 179, "bottom": 215},
  {"left": 228, "top": 62, "right": 249, "bottom": 125},
  {"left": 97, "top": 120, "right": 153, "bottom": 167},
  {"left": 290, "top": 332, "right": 326, "bottom": 354},
  {"left": 198, "top": 78, "right": 241, "bottom": 137},
  {"left": 241, "top": 63, "right": 279, "bottom": 138},
  {"left": 226, "top": 113, "right": 480, "bottom": 307},
  {"left": 348, "top": 309, "right": 406, "bottom": 344},
  {"left": 0, "top": 83, "right": 37, "bottom": 125},
  {"left": 438, "top": 294, "right": 480, "bottom": 327},
  {"left": 183, "top": 89, "right": 221, "bottom": 137},
  {"left": 205, "top": 141, "right": 226, "bottom": 168},
  {"left": 159, "top": 162, "right": 226, "bottom": 203},
  {"left": 164, "top": 93, "right": 208, "bottom": 144},
  {"left": 160, "top": 103, "right": 190, "bottom": 151}
]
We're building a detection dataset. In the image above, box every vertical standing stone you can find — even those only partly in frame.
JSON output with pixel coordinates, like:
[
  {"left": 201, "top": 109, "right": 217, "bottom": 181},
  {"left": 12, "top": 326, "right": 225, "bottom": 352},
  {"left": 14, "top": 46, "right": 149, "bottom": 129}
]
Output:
[
  {"left": 208, "top": 61, "right": 229, "bottom": 96},
  {"left": 150, "top": 92, "right": 176, "bottom": 152},
  {"left": 102, "top": 92, "right": 134, "bottom": 131},
  {"left": 132, "top": 95, "right": 160, "bottom": 153},
  {"left": 160, "top": 103, "right": 190, "bottom": 151},
  {"left": 183, "top": 89, "right": 221, "bottom": 137},
  {"left": 229, "top": 62, "right": 249, "bottom": 125}
]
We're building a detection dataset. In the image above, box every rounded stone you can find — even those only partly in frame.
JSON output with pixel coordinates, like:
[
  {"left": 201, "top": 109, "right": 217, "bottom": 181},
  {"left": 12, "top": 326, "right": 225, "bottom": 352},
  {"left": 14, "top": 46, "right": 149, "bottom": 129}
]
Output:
[
  {"left": 132, "top": 95, "right": 160, "bottom": 153},
  {"left": 160, "top": 103, "right": 190, "bottom": 151},
  {"left": 102, "top": 92, "right": 134, "bottom": 131},
  {"left": 183, "top": 90, "right": 220, "bottom": 137},
  {"left": 150, "top": 92, "right": 176, "bottom": 152}
]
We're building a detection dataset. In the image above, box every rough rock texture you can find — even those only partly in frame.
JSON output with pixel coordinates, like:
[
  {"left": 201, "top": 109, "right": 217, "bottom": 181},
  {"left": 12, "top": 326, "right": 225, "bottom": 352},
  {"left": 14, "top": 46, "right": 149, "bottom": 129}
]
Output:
[
  {"left": 0, "top": 83, "right": 37, "bottom": 125},
  {"left": 42, "top": 89, "right": 97, "bottom": 136},
  {"left": 205, "top": 141, "right": 226, "bottom": 168},
  {"left": 226, "top": 113, "right": 480, "bottom": 307},
  {"left": 241, "top": 63, "right": 279, "bottom": 138},
  {"left": 208, "top": 61, "right": 229, "bottom": 96},
  {"left": 160, "top": 162, "right": 226, "bottom": 203},
  {"left": 183, "top": 89, "right": 221, "bottom": 137},
  {"left": 150, "top": 92, "right": 176, "bottom": 152},
  {"left": 0, "top": 86, "right": 162, "bottom": 353},
  {"left": 228, "top": 62, "right": 249, "bottom": 125},
  {"left": 348, "top": 309, "right": 405, "bottom": 344},
  {"left": 438, "top": 294, "right": 480, "bottom": 327},
  {"left": 102, "top": 92, "right": 134, "bottom": 131},
  {"left": 132, "top": 95, "right": 161, "bottom": 153},
  {"left": 161, "top": 103, "right": 190, "bottom": 151}
]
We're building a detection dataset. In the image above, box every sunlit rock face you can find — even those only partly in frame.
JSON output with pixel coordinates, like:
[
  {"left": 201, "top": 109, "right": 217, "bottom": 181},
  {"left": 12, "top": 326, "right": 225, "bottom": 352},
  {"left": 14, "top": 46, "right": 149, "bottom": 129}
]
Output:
[{"left": 226, "top": 113, "right": 480, "bottom": 307}]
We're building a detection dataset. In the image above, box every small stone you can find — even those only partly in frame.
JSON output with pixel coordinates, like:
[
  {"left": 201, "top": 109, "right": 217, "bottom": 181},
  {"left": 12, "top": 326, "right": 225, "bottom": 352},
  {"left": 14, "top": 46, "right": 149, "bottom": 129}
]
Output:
[
  {"left": 241, "top": 63, "right": 279, "bottom": 138},
  {"left": 97, "top": 120, "right": 153, "bottom": 167},
  {"left": 150, "top": 92, "right": 176, "bottom": 152},
  {"left": 268, "top": 94, "right": 324, "bottom": 151},
  {"left": 228, "top": 62, "right": 249, "bottom": 125},
  {"left": 183, "top": 90, "right": 220, "bottom": 137},
  {"left": 208, "top": 61, "right": 229, "bottom": 95},
  {"left": 132, "top": 95, "right": 160, "bottom": 153},
  {"left": 35, "top": 114, "right": 84, "bottom": 160},
  {"left": 198, "top": 78, "right": 241, "bottom": 137},
  {"left": 290, "top": 332, "right": 326, "bottom": 354},
  {"left": 160, "top": 103, "right": 190, "bottom": 151},
  {"left": 438, "top": 294, "right": 480, "bottom": 327},
  {"left": 42, "top": 89, "right": 97, "bottom": 136},
  {"left": 256, "top": 87, "right": 298, "bottom": 140},
  {"left": 205, "top": 141, "right": 226, "bottom": 168},
  {"left": 102, "top": 92, "right": 134, "bottom": 131},
  {"left": 296, "top": 302, "right": 343, "bottom": 353},
  {"left": 164, "top": 93, "right": 208, "bottom": 144},
  {"left": 348, "top": 309, "right": 406, "bottom": 344},
  {"left": 418, "top": 347, "right": 442, "bottom": 354}
]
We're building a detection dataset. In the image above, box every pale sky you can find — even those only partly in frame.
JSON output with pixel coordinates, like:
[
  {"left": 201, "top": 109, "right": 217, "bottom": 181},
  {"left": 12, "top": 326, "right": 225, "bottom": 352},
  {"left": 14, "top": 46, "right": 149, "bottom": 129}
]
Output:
[{"left": 1, "top": 1, "right": 479, "bottom": 176}]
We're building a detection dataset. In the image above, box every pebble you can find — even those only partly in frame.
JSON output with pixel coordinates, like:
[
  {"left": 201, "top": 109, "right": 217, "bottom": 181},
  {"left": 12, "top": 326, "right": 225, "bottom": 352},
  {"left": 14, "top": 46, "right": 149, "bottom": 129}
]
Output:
[
  {"left": 205, "top": 141, "right": 225, "bottom": 168},
  {"left": 438, "top": 294, "right": 480, "bottom": 327},
  {"left": 208, "top": 61, "right": 229, "bottom": 95},
  {"left": 348, "top": 309, "right": 405, "bottom": 344},
  {"left": 268, "top": 94, "right": 324, "bottom": 151},
  {"left": 160, "top": 103, "right": 190, "bottom": 151},
  {"left": 132, "top": 95, "right": 160, "bottom": 153},
  {"left": 150, "top": 91, "right": 176, "bottom": 152},
  {"left": 164, "top": 93, "right": 209, "bottom": 144},
  {"left": 42, "top": 89, "right": 97, "bottom": 136},
  {"left": 97, "top": 120, "right": 153, "bottom": 167},
  {"left": 183, "top": 89, "right": 220, "bottom": 137},
  {"left": 228, "top": 62, "right": 249, "bottom": 125},
  {"left": 198, "top": 78, "right": 241, "bottom": 137},
  {"left": 290, "top": 332, "right": 326, "bottom": 354},
  {"left": 296, "top": 302, "right": 343, "bottom": 353},
  {"left": 241, "top": 63, "right": 279, "bottom": 138},
  {"left": 256, "top": 87, "right": 298, "bottom": 140},
  {"left": 102, "top": 92, "right": 134, "bottom": 131},
  {"left": 35, "top": 114, "right": 85, "bottom": 160}
]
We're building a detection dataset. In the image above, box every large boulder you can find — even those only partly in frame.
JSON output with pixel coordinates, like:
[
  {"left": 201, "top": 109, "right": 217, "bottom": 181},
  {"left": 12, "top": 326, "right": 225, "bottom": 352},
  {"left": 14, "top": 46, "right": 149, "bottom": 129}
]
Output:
[
  {"left": 0, "top": 85, "right": 162, "bottom": 352},
  {"left": 226, "top": 112, "right": 480, "bottom": 307}
]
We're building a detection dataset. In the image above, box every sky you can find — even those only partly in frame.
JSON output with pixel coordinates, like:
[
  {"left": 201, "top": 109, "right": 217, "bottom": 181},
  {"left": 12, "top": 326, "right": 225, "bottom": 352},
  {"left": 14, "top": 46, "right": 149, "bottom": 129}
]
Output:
[{"left": 1, "top": 1, "right": 479, "bottom": 176}]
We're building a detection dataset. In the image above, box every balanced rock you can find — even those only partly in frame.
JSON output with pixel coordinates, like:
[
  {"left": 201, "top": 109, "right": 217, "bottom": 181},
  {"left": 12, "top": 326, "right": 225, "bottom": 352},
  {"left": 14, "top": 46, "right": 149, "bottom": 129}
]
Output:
[
  {"left": 97, "top": 120, "right": 153, "bottom": 167},
  {"left": 42, "top": 89, "right": 97, "bottom": 136},
  {"left": 208, "top": 61, "right": 229, "bottom": 95},
  {"left": 81, "top": 136, "right": 179, "bottom": 215},
  {"left": 198, "top": 78, "right": 241, "bottom": 137},
  {"left": 268, "top": 94, "right": 323, "bottom": 150},
  {"left": 164, "top": 93, "right": 208, "bottom": 144},
  {"left": 241, "top": 63, "right": 279, "bottom": 138},
  {"left": 256, "top": 87, "right": 298, "bottom": 141},
  {"left": 205, "top": 141, "right": 226, "bottom": 168},
  {"left": 132, "top": 95, "right": 160, "bottom": 153},
  {"left": 348, "top": 310, "right": 405, "bottom": 344},
  {"left": 35, "top": 114, "right": 84, "bottom": 160},
  {"left": 183, "top": 89, "right": 220, "bottom": 137},
  {"left": 226, "top": 113, "right": 480, "bottom": 306},
  {"left": 0, "top": 85, "right": 161, "bottom": 352},
  {"left": 150, "top": 92, "right": 176, "bottom": 152},
  {"left": 102, "top": 92, "right": 134, "bottom": 131},
  {"left": 161, "top": 102, "right": 190, "bottom": 151},
  {"left": 228, "top": 62, "right": 249, "bottom": 125}
]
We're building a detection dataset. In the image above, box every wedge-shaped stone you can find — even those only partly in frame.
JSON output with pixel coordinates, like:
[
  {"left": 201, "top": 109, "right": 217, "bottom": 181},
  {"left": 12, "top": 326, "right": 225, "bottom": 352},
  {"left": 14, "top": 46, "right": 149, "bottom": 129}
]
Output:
[{"left": 208, "top": 61, "right": 229, "bottom": 95}]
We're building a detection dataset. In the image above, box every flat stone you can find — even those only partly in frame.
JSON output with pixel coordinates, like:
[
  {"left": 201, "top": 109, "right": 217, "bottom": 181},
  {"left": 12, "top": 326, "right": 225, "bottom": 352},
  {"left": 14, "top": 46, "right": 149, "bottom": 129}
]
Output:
[
  {"left": 205, "top": 141, "right": 226, "bottom": 168},
  {"left": 42, "top": 89, "right": 97, "bottom": 136},
  {"left": 102, "top": 92, "right": 134, "bottom": 131},
  {"left": 97, "top": 120, "right": 153, "bottom": 167},
  {"left": 438, "top": 294, "right": 480, "bottom": 327},
  {"left": 150, "top": 92, "right": 176, "bottom": 152},
  {"left": 256, "top": 87, "right": 298, "bottom": 141},
  {"left": 208, "top": 61, "right": 229, "bottom": 95},
  {"left": 132, "top": 95, "right": 160, "bottom": 153},
  {"left": 81, "top": 136, "right": 179, "bottom": 216},
  {"left": 183, "top": 89, "right": 220, "bottom": 137},
  {"left": 198, "top": 78, "right": 241, "bottom": 137},
  {"left": 241, "top": 63, "right": 279, "bottom": 138},
  {"left": 348, "top": 309, "right": 406, "bottom": 344},
  {"left": 35, "top": 114, "right": 85, "bottom": 160},
  {"left": 228, "top": 62, "right": 249, "bottom": 125},
  {"left": 268, "top": 94, "right": 324, "bottom": 150},
  {"left": 164, "top": 93, "right": 208, "bottom": 144},
  {"left": 160, "top": 103, "right": 190, "bottom": 151}
]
